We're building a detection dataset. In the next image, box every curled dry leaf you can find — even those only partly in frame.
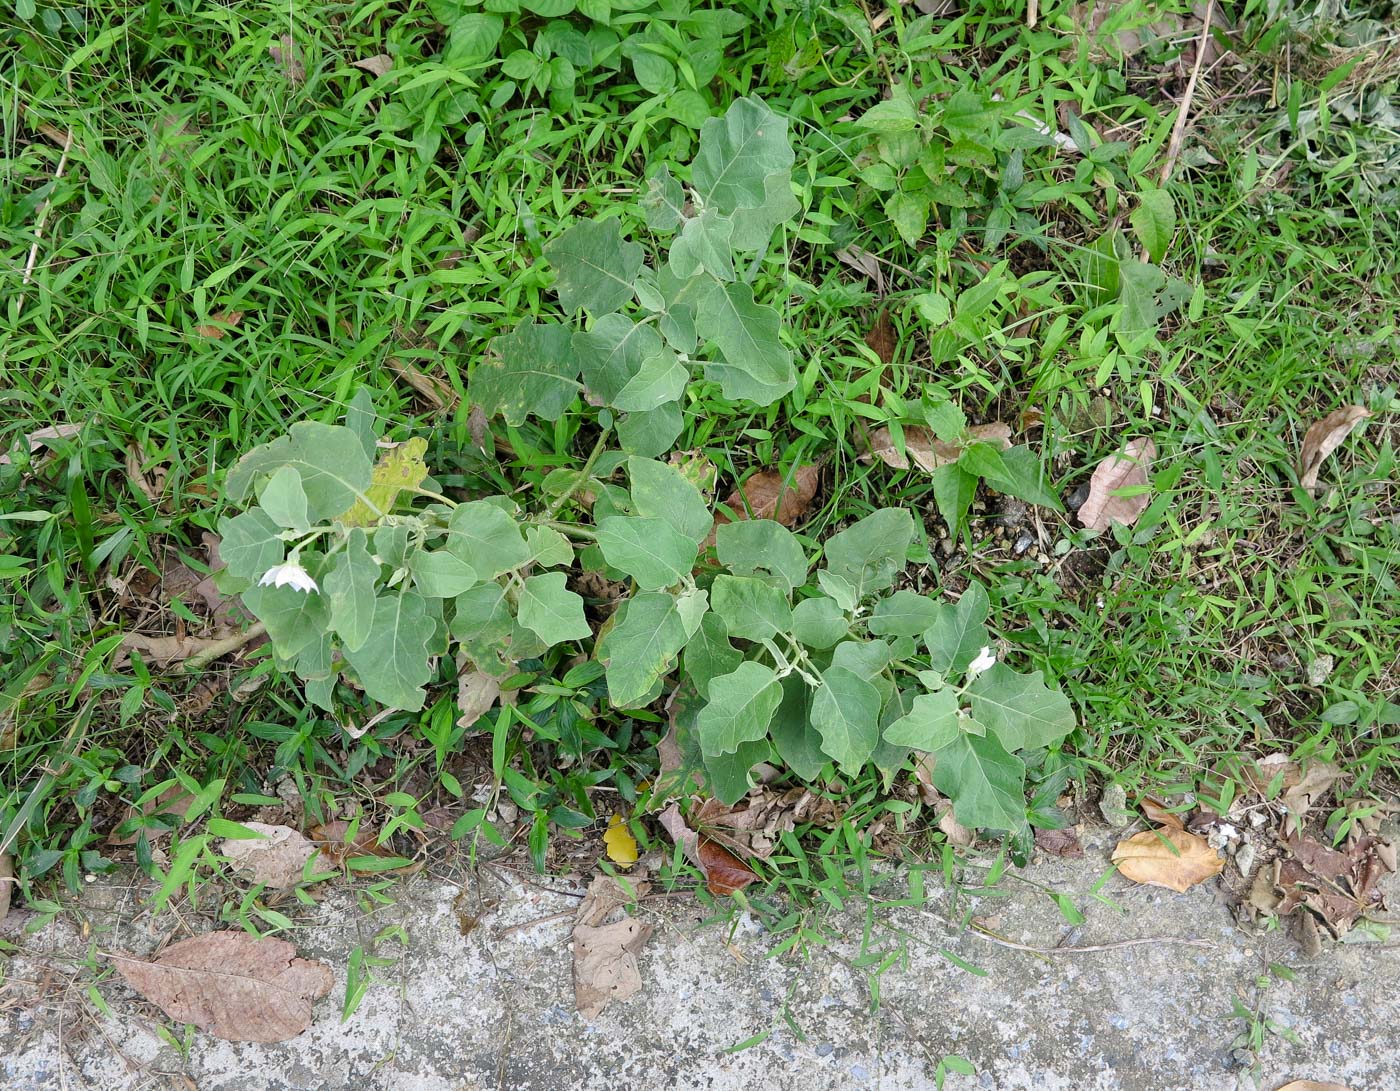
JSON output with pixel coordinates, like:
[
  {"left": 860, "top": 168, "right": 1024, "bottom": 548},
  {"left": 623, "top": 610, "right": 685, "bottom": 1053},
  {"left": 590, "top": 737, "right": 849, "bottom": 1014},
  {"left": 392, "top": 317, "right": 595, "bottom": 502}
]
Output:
[
  {"left": 573, "top": 918, "right": 653, "bottom": 1019},
  {"left": 307, "top": 820, "right": 391, "bottom": 866},
  {"left": 1138, "top": 794, "right": 1187, "bottom": 830},
  {"left": 714, "top": 465, "right": 820, "bottom": 528},
  {"left": 1280, "top": 760, "right": 1343, "bottom": 835},
  {"left": 1296, "top": 405, "right": 1370, "bottom": 490},
  {"left": 125, "top": 445, "right": 167, "bottom": 505},
  {"left": 455, "top": 661, "right": 502, "bottom": 730},
  {"left": 658, "top": 804, "right": 757, "bottom": 896},
  {"left": 862, "top": 422, "right": 1011, "bottom": 472},
  {"left": 194, "top": 310, "right": 243, "bottom": 340},
  {"left": 116, "top": 632, "right": 230, "bottom": 669},
  {"left": 221, "top": 822, "right": 318, "bottom": 888},
  {"left": 110, "top": 931, "right": 332, "bottom": 1042},
  {"left": 576, "top": 871, "right": 652, "bottom": 928},
  {"left": 0, "top": 423, "right": 82, "bottom": 466},
  {"left": 1079, "top": 437, "right": 1155, "bottom": 532},
  {"left": 351, "top": 54, "right": 393, "bottom": 76},
  {"left": 1111, "top": 827, "right": 1224, "bottom": 893}
]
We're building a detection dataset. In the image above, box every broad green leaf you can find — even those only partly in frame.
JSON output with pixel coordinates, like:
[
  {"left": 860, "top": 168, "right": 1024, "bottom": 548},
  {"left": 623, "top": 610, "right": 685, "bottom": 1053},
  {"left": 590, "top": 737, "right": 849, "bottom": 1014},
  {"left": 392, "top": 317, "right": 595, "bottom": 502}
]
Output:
[
  {"left": 716, "top": 519, "right": 807, "bottom": 592},
  {"left": 324, "top": 529, "right": 378, "bottom": 652},
  {"left": 965, "top": 664, "right": 1076, "bottom": 752},
  {"left": 697, "top": 281, "right": 795, "bottom": 405},
  {"left": 931, "top": 731, "right": 1027, "bottom": 832},
  {"left": 923, "top": 581, "right": 989, "bottom": 675},
  {"left": 292, "top": 631, "right": 334, "bottom": 682},
  {"left": 692, "top": 96, "right": 794, "bottom": 214},
  {"left": 226, "top": 422, "right": 372, "bottom": 522},
  {"left": 710, "top": 574, "right": 791, "bottom": 642},
  {"left": 517, "top": 572, "right": 590, "bottom": 645},
  {"left": 790, "top": 595, "right": 847, "bottom": 649},
  {"left": 728, "top": 171, "right": 799, "bottom": 252},
  {"left": 595, "top": 515, "right": 697, "bottom": 590},
  {"left": 642, "top": 164, "right": 685, "bottom": 232},
  {"left": 821, "top": 507, "right": 915, "bottom": 597},
  {"left": 886, "top": 191, "right": 930, "bottom": 245},
  {"left": 598, "top": 591, "right": 687, "bottom": 707},
  {"left": 342, "top": 591, "right": 437, "bottom": 711},
  {"left": 475, "top": 321, "right": 579, "bottom": 425},
  {"left": 1117, "top": 261, "right": 1165, "bottom": 337},
  {"left": 543, "top": 217, "right": 644, "bottom": 316},
  {"left": 868, "top": 589, "right": 941, "bottom": 638},
  {"left": 628, "top": 457, "right": 711, "bottom": 543},
  {"left": 410, "top": 549, "right": 478, "bottom": 598},
  {"left": 882, "top": 689, "right": 960, "bottom": 751},
  {"left": 977, "top": 445, "right": 1063, "bottom": 511},
  {"left": 522, "top": 0, "right": 572, "bottom": 14},
  {"left": 654, "top": 269, "right": 716, "bottom": 354},
  {"left": 257, "top": 466, "right": 310, "bottom": 532},
  {"left": 811, "top": 665, "right": 881, "bottom": 772},
  {"left": 450, "top": 583, "right": 513, "bottom": 661},
  {"left": 445, "top": 501, "right": 529, "bottom": 578},
  {"left": 930, "top": 463, "right": 978, "bottom": 536},
  {"left": 815, "top": 570, "right": 858, "bottom": 612},
  {"left": 344, "top": 388, "right": 378, "bottom": 462},
  {"left": 242, "top": 582, "right": 330, "bottom": 659},
  {"left": 922, "top": 393, "right": 966, "bottom": 443},
  {"left": 957, "top": 440, "right": 1009, "bottom": 483},
  {"left": 1130, "top": 187, "right": 1175, "bottom": 265},
  {"left": 218, "top": 509, "right": 284, "bottom": 580},
  {"left": 444, "top": 13, "right": 503, "bottom": 65},
  {"left": 832, "top": 638, "right": 892, "bottom": 680},
  {"left": 339, "top": 437, "right": 429, "bottom": 528},
  {"left": 697, "top": 660, "right": 782, "bottom": 755},
  {"left": 855, "top": 92, "right": 917, "bottom": 132},
  {"left": 525, "top": 525, "right": 573, "bottom": 568},
  {"left": 703, "top": 738, "right": 770, "bottom": 806},
  {"left": 374, "top": 523, "right": 410, "bottom": 568},
  {"left": 573, "top": 314, "right": 665, "bottom": 405},
  {"left": 674, "top": 585, "right": 708, "bottom": 638},
  {"left": 668, "top": 209, "right": 735, "bottom": 281},
  {"left": 612, "top": 350, "right": 687, "bottom": 412},
  {"left": 617, "top": 402, "right": 683, "bottom": 457},
  {"left": 769, "top": 673, "right": 827, "bottom": 781},
  {"left": 684, "top": 611, "right": 741, "bottom": 699}
]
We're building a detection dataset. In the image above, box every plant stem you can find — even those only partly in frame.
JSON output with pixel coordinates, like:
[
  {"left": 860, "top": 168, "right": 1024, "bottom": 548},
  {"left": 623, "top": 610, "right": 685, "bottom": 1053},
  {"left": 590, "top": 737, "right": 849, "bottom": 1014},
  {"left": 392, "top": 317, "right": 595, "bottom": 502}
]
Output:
[
  {"left": 181, "top": 622, "right": 267, "bottom": 673},
  {"left": 544, "top": 420, "right": 613, "bottom": 519}
]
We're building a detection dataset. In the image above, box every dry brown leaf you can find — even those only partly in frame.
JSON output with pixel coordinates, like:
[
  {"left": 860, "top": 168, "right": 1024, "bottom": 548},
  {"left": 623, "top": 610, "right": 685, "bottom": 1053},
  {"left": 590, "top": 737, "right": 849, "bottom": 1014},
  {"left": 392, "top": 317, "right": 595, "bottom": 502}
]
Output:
[
  {"left": 1079, "top": 437, "right": 1155, "bottom": 532},
  {"left": 693, "top": 787, "right": 841, "bottom": 859},
  {"left": 307, "top": 820, "right": 391, "bottom": 866},
  {"left": 865, "top": 309, "right": 896, "bottom": 363},
  {"left": 455, "top": 662, "right": 502, "bottom": 730},
  {"left": 221, "top": 822, "right": 318, "bottom": 888},
  {"left": 1274, "top": 1082, "right": 1352, "bottom": 1091},
  {"left": 194, "top": 310, "right": 243, "bottom": 339},
  {"left": 1280, "top": 761, "right": 1343, "bottom": 835},
  {"left": 124, "top": 445, "right": 167, "bottom": 505},
  {"left": 835, "top": 245, "right": 884, "bottom": 292},
  {"left": 0, "top": 423, "right": 82, "bottom": 466},
  {"left": 1034, "top": 826, "right": 1084, "bottom": 857},
  {"left": 911, "top": 752, "right": 940, "bottom": 805},
  {"left": 0, "top": 852, "right": 12, "bottom": 923},
  {"left": 388, "top": 357, "right": 457, "bottom": 410},
  {"left": 1138, "top": 795, "right": 1187, "bottom": 830},
  {"left": 713, "top": 465, "right": 820, "bottom": 528},
  {"left": 862, "top": 422, "right": 1011, "bottom": 472},
  {"left": 351, "top": 54, "right": 392, "bottom": 76},
  {"left": 269, "top": 35, "right": 306, "bottom": 84},
  {"left": 116, "top": 632, "right": 228, "bottom": 669},
  {"left": 657, "top": 804, "right": 757, "bottom": 896},
  {"left": 573, "top": 917, "right": 652, "bottom": 1018},
  {"left": 1111, "top": 827, "right": 1224, "bottom": 892},
  {"left": 937, "top": 805, "right": 975, "bottom": 848},
  {"left": 1296, "top": 405, "right": 1371, "bottom": 490},
  {"left": 576, "top": 871, "right": 651, "bottom": 929},
  {"left": 111, "top": 931, "right": 331, "bottom": 1042}
]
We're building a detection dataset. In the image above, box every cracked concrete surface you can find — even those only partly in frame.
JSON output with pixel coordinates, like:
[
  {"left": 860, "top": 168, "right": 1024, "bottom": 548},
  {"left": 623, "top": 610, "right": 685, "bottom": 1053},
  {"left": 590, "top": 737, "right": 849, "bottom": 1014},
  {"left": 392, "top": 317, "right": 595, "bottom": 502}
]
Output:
[{"left": 1, "top": 829, "right": 1394, "bottom": 1091}]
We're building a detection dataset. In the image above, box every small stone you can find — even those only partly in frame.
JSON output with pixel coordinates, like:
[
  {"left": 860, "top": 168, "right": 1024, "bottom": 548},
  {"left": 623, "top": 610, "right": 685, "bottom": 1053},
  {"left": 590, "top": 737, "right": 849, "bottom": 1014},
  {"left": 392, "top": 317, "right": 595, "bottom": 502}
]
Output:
[
  {"left": 1307, "top": 655, "right": 1334, "bottom": 686},
  {"left": 1098, "top": 783, "right": 1131, "bottom": 828},
  {"left": 1234, "top": 842, "right": 1256, "bottom": 877}
]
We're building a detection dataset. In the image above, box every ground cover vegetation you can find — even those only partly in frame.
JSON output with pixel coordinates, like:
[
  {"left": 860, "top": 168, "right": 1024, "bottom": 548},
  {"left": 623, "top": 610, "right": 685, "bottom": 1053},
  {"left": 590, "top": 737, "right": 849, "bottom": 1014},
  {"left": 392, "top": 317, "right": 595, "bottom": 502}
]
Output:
[{"left": 1, "top": 0, "right": 1397, "bottom": 993}]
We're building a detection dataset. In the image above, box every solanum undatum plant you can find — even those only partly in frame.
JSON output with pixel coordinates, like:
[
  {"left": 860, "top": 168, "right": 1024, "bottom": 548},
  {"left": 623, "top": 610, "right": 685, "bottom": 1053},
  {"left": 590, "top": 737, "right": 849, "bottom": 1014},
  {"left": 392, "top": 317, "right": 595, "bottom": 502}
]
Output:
[{"left": 214, "top": 97, "right": 1077, "bottom": 839}]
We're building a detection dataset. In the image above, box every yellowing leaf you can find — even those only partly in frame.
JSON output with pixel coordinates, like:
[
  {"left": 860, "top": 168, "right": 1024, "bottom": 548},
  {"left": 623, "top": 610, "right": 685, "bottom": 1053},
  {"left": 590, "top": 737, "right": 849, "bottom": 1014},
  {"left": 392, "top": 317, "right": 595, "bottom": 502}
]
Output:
[
  {"left": 338, "top": 437, "right": 428, "bottom": 527},
  {"left": 1111, "top": 827, "right": 1223, "bottom": 893},
  {"left": 603, "top": 814, "right": 639, "bottom": 867}
]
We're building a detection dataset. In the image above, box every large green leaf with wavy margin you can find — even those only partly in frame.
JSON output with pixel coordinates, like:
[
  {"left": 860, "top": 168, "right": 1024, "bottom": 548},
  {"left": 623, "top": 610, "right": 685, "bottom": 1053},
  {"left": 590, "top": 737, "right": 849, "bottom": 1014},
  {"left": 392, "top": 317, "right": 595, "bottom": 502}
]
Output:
[
  {"left": 543, "top": 217, "right": 644, "bottom": 316},
  {"left": 811, "top": 665, "right": 881, "bottom": 772},
  {"left": 697, "top": 281, "right": 795, "bottom": 405},
  {"left": 965, "top": 664, "right": 1076, "bottom": 752},
  {"left": 323, "top": 529, "right": 378, "bottom": 652},
  {"left": 474, "top": 321, "right": 579, "bottom": 425},
  {"left": 342, "top": 590, "right": 437, "bottom": 711},
  {"left": 698, "top": 660, "right": 782, "bottom": 755},
  {"left": 931, "top": 730, "right": 1027, "bottom": 832},
  {"left": 595, "top": 516, "right": 697, "bottom": 590},
  {"left": 226, "top": 422, "right": 372, "bottom": 522},
  {"left": 691, "top": 97, "right": 794, "bottom": 213},
  {"left": 598, "top": 591, "right": 688, "bottom": 707}
]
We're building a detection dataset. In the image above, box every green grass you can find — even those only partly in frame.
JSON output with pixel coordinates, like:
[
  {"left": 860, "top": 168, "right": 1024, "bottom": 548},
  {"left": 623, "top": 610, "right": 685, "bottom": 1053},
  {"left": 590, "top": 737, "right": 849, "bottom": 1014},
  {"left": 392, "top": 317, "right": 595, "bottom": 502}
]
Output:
[{"left": 1, "top": 0, "right": 1397, "bottom": 908}]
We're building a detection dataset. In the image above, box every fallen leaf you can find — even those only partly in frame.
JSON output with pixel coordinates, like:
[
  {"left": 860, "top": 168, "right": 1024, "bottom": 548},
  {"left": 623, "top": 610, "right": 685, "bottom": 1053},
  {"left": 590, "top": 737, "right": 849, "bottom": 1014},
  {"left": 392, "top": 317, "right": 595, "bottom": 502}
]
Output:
[
  {"left": 220, "top": 822, "right": 318, "bottom": 888},
  {"left": 1111, "top": 827, "right": 1224, "bottom": 892},
  {"left": 865, "top": 309, "right": 896, "bottom": 363},
  {"left": 455, "top": 661, "right": 502, "bottom": 730},
  {"left": 1296, "top": 406, "right": 1371, "bottom": 490},
  {"left": 573, "top": 917, "right": 653, "bottom": 1019},
  {"left": 0, "top": 852, "right": 12, "bottom": 923},
  {"left": 576, "top": 871, "right": 651, "bottom": 928},
  {"left": 1034, "top": 826, "right": 1084, "bottom": 857},
  {"left": 1078, "top": 437, "right": 1155, "bottom": 532},
  {"left": 116, "top": 632, "right": 229, "bottom": 669},
  {"left": 1280, "top": 760, "right": 1343, "bottom": 835},
  {"left": 911, "top": 752, "right": 940, "bottom": 805},
  {"left": 125, "top": 445, "right": 167, "bottom": 505},
  {"left": 603, "top": 814, "right": 639, "bottom": 868},
  {"left": 693, "top": 788, "right": 841, "bottom": 860},
  {"left": 658, "top": 804, "right": 757, "bottom": 896},
  {"left": 351, "top": 54, "right": 393, "bottom": 76},
  {"left": 306, "top": 820, "right": 390, "bottom": 866},
  {"left": 862, "top": 422, "right": 1011, "bottom": 472},
  {"left": 1274, "top": 1082, "right": 1352, "bottom": 1091},
  {"left": 0, "top": 423, "right": 82, "bottom": 466},
  {"left": 835, "top": 245, "right": 884, "bottom": 292},
  {"left": 937, "top": 805, "right": 975, "bottom": 848},
  {"left": 194, "top": 310, "right": 243, "bottom": 339},
  {"left": 388, "top": 357, "right": 457, "bottom": 410},
  {"left": 1138, "top": 794, "right": 1187, "bottom": 830},
  {"left": 110, "top": 931, "right": 331, "bottom": 1042},
  {"left": 713, "top": 465, "right": 820, "bottom": 529},
  {"left": 269, "top": 35, "right": 306, "bottom": 84}
]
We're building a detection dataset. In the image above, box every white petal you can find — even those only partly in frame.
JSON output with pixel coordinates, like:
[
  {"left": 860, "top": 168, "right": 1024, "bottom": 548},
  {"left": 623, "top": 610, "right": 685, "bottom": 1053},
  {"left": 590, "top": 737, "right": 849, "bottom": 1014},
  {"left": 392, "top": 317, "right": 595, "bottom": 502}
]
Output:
[{"left": 966, "top": 646, "right": 997, "bottom": 680}]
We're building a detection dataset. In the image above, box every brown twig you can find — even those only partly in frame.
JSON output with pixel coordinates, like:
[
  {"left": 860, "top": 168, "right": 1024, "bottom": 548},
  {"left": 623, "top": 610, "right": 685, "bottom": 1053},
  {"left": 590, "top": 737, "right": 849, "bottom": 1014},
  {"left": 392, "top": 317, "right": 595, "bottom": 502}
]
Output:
[
  {"left": 1157, "top": 0, "right": 1218, "bottom": 191},
  {"left": 968, "top": 925, "right": 1217, "bottom": 956}
]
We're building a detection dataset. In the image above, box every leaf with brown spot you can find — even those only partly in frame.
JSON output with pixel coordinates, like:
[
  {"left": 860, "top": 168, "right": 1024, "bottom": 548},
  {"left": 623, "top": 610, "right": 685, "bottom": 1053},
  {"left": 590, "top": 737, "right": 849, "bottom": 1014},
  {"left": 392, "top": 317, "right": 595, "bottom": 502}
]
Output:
[
  {"left": 668, "top": 449, "right": 717, "bottom": 500},
  {"left": 220, "top": 822, "right": 318, "bottom": 888},
  {"left": 351, "top": 54, "right": 393, "bottom": 76},
  {"left": 865, "top": 309, "right": 896, "bottom": 363},
  {"left": 110, "top": 931, "right": 332, "bottom": 1042},
  {"left": 1079, "top": 437, "right": 1155, "bottom": 532},
  {"left": 194, "top": 311, "right": 243, "bottom": 340},
  {"left": 1034, "top": 826, "right": 1084, "bottom": 857},
  {"left": 1296, "top": 406, "right": 1371, "bottom": 490},
  {"left": 1111, "top": 827, "right": 1224, "bottom": 892},
  {"left": 711, "top": 464, "right": 819, "bottom": 537},
  {"left": 862, "top": 422, "right": 1011, "bottom": 472},
  {"left": 658, "top": 804, "right": 757, "bottom": 895}
]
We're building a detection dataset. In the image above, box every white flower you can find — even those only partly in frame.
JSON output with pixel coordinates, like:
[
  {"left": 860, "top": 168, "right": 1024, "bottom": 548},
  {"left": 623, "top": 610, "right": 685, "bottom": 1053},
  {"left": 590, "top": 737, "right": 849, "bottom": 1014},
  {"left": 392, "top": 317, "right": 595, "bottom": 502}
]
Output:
[
  {"left": 259, "top": 562, "right": 318, "bottom": 594},
  {"left": 966, "top": 646, "right": 997, "bottom": 680}
]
